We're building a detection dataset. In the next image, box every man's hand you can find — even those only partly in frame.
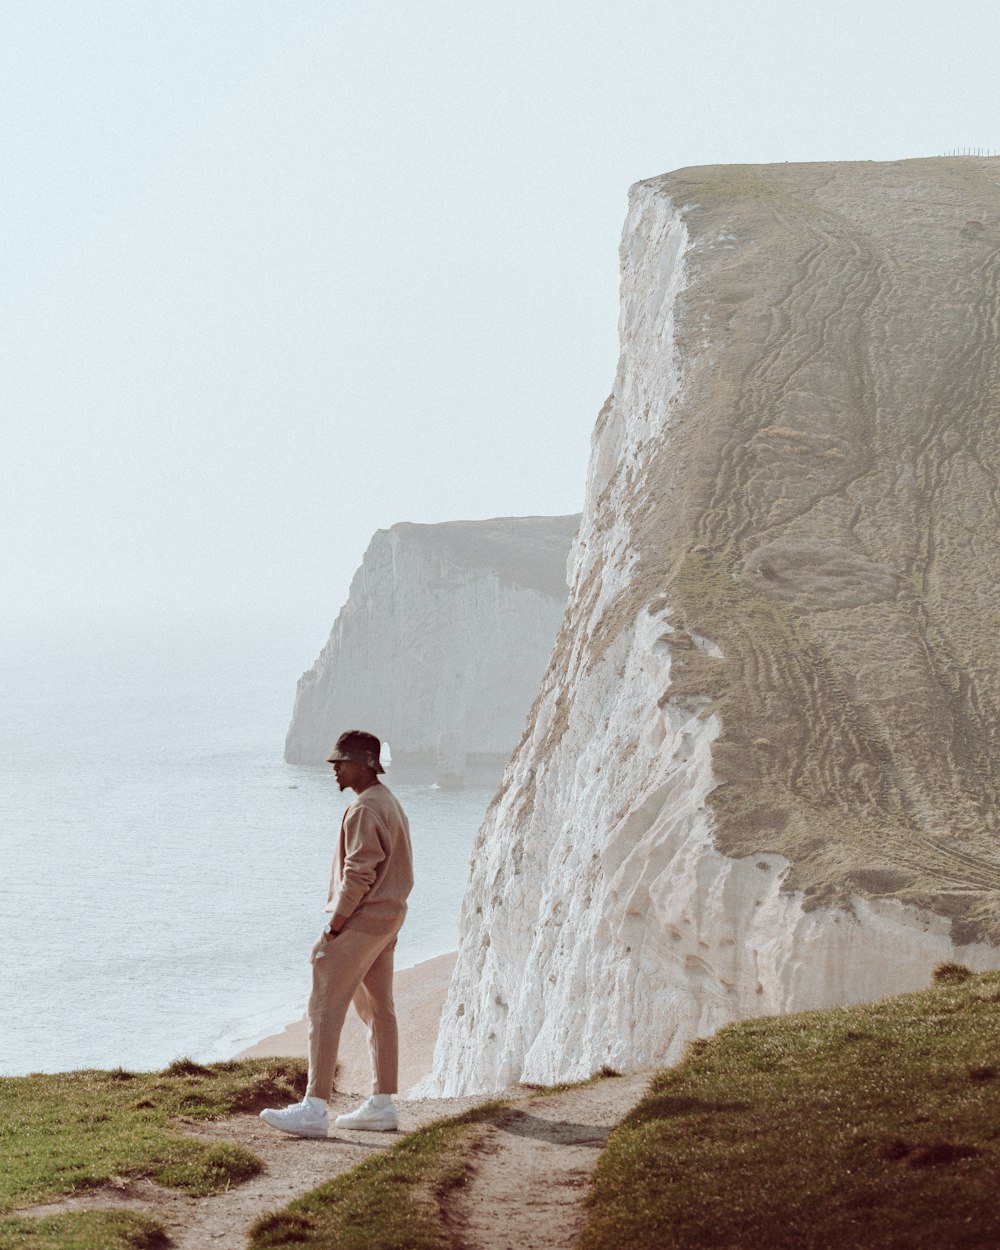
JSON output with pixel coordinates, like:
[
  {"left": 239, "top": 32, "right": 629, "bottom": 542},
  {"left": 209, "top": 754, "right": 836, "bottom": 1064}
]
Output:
[{"left": 325, "top": 914, "right": 349, "bottom": 939}]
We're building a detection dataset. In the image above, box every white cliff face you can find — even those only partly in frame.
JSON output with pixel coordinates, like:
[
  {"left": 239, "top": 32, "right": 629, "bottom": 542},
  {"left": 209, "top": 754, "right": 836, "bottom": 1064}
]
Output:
[
  {"left": 427, "top": 604, "right": 999, "bottom": 1095},
  {"left": 285, "top": 516, "right": 578, "bottom": 768},
  {"left": 425, "top": 163, "right": 1000, "bottom": 1095}
]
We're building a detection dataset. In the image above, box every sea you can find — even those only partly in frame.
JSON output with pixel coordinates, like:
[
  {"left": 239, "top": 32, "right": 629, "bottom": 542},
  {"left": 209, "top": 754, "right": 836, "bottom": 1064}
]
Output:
[{"left": 0, "top": 637, "right": 494, "bottom": 1077}]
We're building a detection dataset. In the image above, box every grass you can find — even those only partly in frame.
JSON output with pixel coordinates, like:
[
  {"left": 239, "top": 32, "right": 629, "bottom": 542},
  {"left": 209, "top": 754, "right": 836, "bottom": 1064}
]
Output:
[
  {"left": 249, "top": 1100, "right": 509, "bottom": 1250},
  {"left": 579, "top": 967, "right": 1000, "bottom": 1250},
  {"left": 517, "top": 1064, "right": 621, "bottom": 1096},
  {"left": 0, "top": 1211, "right": 168, "bottom": 1250},
  {"left": 0, "top": 1056, "right": 307, "bottom": 1248}
]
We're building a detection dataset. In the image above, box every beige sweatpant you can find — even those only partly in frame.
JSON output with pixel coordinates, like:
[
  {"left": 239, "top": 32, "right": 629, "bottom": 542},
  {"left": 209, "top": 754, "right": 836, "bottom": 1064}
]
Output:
[{"left": 305, "top": 922, "right": 402, "bottom": 1101}]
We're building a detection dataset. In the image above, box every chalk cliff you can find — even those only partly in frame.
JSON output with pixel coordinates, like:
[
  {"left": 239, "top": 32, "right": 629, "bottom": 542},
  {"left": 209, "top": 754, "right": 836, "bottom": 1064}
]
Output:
[
  {"left": 284, "top": 515, "right": 578, "bottom": 773},
  {"left": 427, "top": 158, "right": 1000, "bottom": 1094}
]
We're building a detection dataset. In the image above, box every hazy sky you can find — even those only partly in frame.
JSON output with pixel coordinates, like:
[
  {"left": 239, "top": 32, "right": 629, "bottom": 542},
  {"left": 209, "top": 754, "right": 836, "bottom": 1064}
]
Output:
[{"left": 4, "top": 1, "right": 999, "bottom": 679}]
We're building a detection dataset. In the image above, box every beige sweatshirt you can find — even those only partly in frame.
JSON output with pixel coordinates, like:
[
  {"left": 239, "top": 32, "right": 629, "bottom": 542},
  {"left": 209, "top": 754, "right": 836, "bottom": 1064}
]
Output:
[{"left": 325, "top": 782, "right": 414, "bottom": 934}]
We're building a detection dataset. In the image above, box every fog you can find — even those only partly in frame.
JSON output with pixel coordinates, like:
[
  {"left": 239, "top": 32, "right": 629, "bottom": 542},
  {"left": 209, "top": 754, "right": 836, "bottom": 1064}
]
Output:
[{"left": 3, "top": 0, "right": 998, "bottom": 686}]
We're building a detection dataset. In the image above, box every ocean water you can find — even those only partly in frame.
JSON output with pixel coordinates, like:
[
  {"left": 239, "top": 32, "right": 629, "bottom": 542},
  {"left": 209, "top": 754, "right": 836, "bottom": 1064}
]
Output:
[{"left": 0, "top": 650, "right": 492, "bottom": 1076}]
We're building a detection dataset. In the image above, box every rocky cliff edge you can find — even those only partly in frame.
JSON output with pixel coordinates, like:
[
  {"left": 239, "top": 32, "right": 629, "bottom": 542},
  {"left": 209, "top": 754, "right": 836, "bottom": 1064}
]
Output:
[{"left": 427, "top": 158, "right": 1000, "bottom": 1094}]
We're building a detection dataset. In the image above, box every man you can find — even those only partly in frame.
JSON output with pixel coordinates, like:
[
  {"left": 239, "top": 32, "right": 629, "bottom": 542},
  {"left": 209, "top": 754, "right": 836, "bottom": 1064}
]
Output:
[{"left": 260, "top": 729, "right": 414, "bottom": 1138}]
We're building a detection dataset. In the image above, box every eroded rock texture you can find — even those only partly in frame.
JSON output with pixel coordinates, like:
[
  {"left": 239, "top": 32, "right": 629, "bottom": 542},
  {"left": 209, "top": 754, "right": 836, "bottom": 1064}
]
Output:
[
  {"left": 285, "top": 516, "right": 578, "bottom": 769},
  {"left": 426, "top": 159, "right": 1000, "bottom": 1094}
]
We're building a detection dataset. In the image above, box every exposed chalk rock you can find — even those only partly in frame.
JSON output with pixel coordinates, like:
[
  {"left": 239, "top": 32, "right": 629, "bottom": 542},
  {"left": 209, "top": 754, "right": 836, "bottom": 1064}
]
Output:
[
  {"left": 425, "top": 159, "right": 1000, "bottom": 1095},
  {"left": 284, "top": 516, "right": 578, "bottom": 773}
]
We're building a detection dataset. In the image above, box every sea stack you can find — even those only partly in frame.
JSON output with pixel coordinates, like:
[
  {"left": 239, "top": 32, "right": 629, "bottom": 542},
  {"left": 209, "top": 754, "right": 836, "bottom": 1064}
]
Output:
[
  {"left": 285, "top": 515, "right": 579, "bottom": 781},
  {"left": 427, "top": 158, "right": 1000, "bottom": 1094}
]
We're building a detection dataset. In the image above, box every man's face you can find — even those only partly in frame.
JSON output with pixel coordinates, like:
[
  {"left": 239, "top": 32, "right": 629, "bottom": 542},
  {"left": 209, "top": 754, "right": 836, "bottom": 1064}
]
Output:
[{"left": 332, "top": 758, "right": 365, "bottom": 792}]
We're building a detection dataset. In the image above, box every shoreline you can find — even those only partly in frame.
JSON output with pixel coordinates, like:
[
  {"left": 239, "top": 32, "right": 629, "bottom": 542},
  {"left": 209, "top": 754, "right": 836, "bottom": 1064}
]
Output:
[{"left": 235, "top": 950, "right": 456, "bottom": 1095}]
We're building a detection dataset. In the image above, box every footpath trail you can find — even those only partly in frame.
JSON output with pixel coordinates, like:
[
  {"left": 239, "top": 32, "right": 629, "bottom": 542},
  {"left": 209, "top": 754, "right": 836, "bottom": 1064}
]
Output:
[
  {"left": 446, "top": 1074, "right": 649, "bottom": 1250},
  {"left": 161, "top": 1090, "right": 491, "bottom": 1250},
  {"left": 18, "top": 1075, "right": 650, "bottom": 1249},
  {"left": 19, "top": 1090, "right": 482, "bottom": 1250}
]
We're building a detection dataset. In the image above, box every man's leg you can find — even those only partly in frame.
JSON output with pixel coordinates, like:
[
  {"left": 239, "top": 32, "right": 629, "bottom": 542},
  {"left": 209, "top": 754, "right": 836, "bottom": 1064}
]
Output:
[
  {"left": 333, "top": 928, "right": 401, "bottom": 1131},
  {"left": 352, "top": 935, "right": 399, "bottom": 1095},
  {"left": 260, "top": 927, "right": 392, "bottom": 1137},
  {"left": 305, "top": 928, "right": 387, "bottom": 1101}
]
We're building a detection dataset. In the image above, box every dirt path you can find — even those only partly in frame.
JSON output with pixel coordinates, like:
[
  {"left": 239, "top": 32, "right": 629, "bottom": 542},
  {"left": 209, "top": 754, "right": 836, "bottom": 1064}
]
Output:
[
  {"left": 19, "top": 1089, "right": 489, "bottom": 1250},
  {"left": 19, "top": 1075, "right": 650, "bottom": 1248},
  {"left": 447, "top": 1074, "right": 650, "bottom": 1250}
]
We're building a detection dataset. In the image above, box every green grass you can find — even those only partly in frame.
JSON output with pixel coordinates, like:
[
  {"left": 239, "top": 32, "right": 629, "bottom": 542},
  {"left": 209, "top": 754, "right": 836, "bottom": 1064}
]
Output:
[
  {"left": 517, "top": 1064, "right": 621, "bottom": 1096},
  {"left": 0, "top": 1056, "right": 307, "bottom": 1249},
  {"left": 580, "top": 967, "right": 1000, "bottom": 1250},
  {"left": 249, "top": 1100, "right": 509, "bottom": 1250},
  {"left": 0, "top": 1210, "right": 168, "bottom": 1250}
]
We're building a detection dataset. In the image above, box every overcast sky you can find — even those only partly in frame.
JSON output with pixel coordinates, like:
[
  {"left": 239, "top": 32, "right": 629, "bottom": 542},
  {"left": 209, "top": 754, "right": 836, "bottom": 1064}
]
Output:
[{"left": 3, "top": 0, "right": 999, "bottom": 681}]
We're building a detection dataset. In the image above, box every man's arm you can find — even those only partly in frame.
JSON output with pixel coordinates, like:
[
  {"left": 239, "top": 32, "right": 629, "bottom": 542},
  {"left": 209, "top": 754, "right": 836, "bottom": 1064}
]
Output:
[{"left": 326, "top": 804, "right": 385, "bottom": 932}]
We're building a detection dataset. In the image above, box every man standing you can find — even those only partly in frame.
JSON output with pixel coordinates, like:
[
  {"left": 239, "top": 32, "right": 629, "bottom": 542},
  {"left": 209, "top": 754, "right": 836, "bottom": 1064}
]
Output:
[{"left": 260, "top": 729, "right": 414, "bottom": 1138}]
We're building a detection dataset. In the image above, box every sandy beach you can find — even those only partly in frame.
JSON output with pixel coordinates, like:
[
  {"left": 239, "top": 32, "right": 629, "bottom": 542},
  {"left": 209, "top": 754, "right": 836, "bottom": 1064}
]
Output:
[{"left": 237, "top": 951, "right": 456, "bottom": 1094}]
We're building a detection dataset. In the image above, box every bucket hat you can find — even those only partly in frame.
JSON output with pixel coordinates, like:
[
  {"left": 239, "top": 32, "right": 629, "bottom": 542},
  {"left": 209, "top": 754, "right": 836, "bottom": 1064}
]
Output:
[{"left": 326, "top": 729, "right": 385, "bottom": 774}]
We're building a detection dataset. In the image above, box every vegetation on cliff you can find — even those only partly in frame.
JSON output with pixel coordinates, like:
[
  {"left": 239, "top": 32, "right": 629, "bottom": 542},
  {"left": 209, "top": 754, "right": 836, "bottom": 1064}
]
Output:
[
  {"left": 0, "top": 1058, "right": 306, "bottom": 1248},
  {"left": 581, "top": 966, "right": 1000, "bottom": 1249}
]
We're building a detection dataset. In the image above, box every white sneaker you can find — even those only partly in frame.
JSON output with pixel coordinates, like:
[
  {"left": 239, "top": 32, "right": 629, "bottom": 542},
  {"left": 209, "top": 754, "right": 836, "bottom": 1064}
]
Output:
[
  {"left": 334, "top": 1096, "right": 398, "bottom": 1131},
  {"left": 259, "top": 1099, "right": 328, "bottom": 1138}
]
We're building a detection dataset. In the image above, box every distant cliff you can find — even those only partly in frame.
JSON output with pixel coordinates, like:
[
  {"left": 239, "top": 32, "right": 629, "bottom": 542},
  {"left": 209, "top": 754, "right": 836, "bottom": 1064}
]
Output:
[
  {"left": 284, "top": 515, "right": 578, "bottom": 774},
  {"left": 427, "top": 158, "right": 1000, "bottom": 1094}
]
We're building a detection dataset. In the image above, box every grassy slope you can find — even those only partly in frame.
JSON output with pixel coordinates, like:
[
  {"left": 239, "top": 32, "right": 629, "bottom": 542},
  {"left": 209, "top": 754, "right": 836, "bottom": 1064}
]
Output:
[
  {"left": 580, "top": 966, "right": 1000, "bottom": 1250},
  {"left": 0, "top": 1057, "right": 307, "bottom": 1249},
  {"left": 0, "top": 1210, "right": 168, "bottom": 1250}
]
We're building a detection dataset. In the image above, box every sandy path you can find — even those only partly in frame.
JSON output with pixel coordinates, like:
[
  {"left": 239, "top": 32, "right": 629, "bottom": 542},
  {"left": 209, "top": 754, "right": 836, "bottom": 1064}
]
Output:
[
  {"left": 164, "top": 1090, "right": 505, "bottom": 1250},
  {"left": 20, "top": 1089, "right": 492, "bottom": 1249},
  {"left": 447, "top": 1074, "right": 649, "bottom": 1250}
]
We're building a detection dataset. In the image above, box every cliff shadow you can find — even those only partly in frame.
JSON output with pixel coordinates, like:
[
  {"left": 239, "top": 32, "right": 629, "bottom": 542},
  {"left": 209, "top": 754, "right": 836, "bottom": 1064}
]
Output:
[
  {"left": 623, "top": 1094, "right": 751, "bottom": 1130},
  {"left": 493, "top": 1107, "right": 611, "bottom": 1148}
]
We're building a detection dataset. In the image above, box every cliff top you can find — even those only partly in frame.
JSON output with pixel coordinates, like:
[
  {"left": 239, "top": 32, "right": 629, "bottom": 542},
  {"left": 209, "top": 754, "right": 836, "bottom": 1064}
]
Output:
[
  {"left": 604, "top": 157, "right": 1000, "bottom": 940},
  {"left": 380, "top": 514, "right": 580, "bottom": 599}
]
